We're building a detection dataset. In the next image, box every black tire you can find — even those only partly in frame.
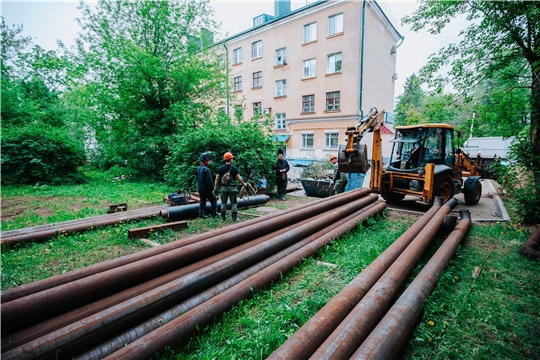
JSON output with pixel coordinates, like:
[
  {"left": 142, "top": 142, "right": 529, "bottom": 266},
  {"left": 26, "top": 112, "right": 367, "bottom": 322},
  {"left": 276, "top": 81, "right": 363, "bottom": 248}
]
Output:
[
  {"left": 382, "top": 192, "right": 405, "bottom": 204},
  {"left": 433, "top": 173, "right": 454, "bottom": 203},
  {"left": 464, "top": 180, "right": 482, "bottom": 205}
]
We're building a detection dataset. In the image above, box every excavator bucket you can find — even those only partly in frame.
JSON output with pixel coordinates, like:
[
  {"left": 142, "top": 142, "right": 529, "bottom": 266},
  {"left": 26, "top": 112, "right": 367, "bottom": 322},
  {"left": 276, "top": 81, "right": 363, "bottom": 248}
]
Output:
[{"left": 338, "top": 142, "right": 370, "bottom": 174}]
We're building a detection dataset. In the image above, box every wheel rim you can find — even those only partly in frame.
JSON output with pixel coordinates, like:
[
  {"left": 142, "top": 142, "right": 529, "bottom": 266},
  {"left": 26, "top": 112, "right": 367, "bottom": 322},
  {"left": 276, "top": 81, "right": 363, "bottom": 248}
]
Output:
[{"left": 437, "top": 182, "right": 452, "bottom": 202}]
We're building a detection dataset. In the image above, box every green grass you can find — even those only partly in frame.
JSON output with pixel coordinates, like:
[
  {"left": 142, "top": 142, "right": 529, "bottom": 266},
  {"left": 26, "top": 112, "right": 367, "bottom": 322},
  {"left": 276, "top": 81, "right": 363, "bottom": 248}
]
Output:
[{"left": 1, "top": 174, "right": 538, "bottom": 359}]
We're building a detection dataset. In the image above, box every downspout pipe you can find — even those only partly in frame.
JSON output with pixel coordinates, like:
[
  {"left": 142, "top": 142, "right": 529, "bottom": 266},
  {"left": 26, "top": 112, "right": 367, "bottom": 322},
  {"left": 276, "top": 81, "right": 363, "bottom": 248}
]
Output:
[
  {"left": 223, "top": 42, "right": 230, "bottom": 116},
  {"left": 358, "top": 0, "right": 367, "bottom": 119}
]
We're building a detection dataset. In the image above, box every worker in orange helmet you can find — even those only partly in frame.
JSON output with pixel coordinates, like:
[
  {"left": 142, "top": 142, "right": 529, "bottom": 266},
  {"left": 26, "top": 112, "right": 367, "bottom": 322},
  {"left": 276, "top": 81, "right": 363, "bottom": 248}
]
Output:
[
  {"left": 329, "top": 154, "right": 348, "bottom": 195},
  {"left": 214, "top": 152, "right": 247, "bottom": 222}
]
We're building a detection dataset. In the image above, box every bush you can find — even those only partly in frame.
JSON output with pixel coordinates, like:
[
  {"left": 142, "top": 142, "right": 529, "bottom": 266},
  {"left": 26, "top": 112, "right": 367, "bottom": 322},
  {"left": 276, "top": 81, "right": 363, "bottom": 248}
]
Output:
[
  {"left": 1, "top": 124, "right": 87, "bottom": 185},
  {"left": 164, "top": 117, "right": 280, "bottom": 192}
]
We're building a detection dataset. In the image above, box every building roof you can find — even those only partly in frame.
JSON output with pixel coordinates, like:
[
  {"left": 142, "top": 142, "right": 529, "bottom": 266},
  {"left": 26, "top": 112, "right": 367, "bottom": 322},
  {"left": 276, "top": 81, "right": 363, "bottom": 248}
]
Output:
[{"left": 380, "top": 124, "right": 394, "bottom": 134}]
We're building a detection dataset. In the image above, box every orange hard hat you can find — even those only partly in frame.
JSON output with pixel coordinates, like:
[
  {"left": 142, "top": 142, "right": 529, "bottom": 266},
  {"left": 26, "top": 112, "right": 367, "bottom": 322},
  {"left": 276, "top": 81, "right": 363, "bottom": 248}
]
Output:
[
  {"left": 223, "top": 152, "right": 234, "bottom": 161},
  {"left": 329, "top": 155, "right": 337, "bottom": 161}
]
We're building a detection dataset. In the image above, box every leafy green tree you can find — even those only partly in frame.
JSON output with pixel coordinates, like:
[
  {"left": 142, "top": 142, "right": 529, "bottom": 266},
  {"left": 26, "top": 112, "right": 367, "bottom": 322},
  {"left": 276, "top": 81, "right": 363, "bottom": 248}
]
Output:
[
  {"left": 404, "top": 1, "right": 540, "bottom": 221},
  {"left": 394, "top": 73, "right": 425, "bottom": 125},
  {"left": 72, "top": 0, "right": 225, "bottom": 179},
  {"left": 165, "top": 115, "right": 279, "bottom": 193}
]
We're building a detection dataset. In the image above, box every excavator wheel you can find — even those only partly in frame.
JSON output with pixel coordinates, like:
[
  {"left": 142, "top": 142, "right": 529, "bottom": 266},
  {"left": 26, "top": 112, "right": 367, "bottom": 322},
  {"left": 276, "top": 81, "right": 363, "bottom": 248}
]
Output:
[
  {"left": 381, "top": 192, "right": 405, "bottom": 204},
  {"left": 464, "top": 177, "right": 482, "bottom": 205},
  {"left": 433, "top": 173, "right": 454, "bottom": 203}
]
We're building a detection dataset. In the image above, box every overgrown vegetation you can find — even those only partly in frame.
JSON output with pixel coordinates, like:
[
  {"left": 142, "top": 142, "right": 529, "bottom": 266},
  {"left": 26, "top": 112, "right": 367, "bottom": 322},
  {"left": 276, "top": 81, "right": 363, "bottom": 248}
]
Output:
[{"left": 1, "top": 178, "right": 537, "bottom": 359}]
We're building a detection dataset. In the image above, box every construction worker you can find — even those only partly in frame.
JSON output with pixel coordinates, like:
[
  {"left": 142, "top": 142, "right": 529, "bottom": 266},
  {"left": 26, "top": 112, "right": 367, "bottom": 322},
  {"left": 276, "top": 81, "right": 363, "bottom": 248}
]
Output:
[
  {"left": 275, "top": 149, "right": 290, "bottom": 201},
  {"left": 196, "top": 151, "right": 217, "bottom": 218},
  {"left": 329, "top": 155, "right": 348, "bottom": 195},
  {"left": 215, "top": 152, "right": 247, "bottom": 222}
]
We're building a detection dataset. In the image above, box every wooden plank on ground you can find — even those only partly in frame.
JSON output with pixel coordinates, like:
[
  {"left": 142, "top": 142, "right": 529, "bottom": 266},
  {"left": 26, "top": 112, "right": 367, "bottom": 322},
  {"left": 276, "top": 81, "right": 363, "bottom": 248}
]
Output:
[{"left": 128, "top": 221, "right": 188, "bottom": 239}]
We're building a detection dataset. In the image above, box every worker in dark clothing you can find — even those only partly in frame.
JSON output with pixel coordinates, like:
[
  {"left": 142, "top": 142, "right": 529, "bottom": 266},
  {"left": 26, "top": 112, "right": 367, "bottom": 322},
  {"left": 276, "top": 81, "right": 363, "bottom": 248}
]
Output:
[
  {"left": 215, "top": 152, "right": 247, "bottom": 222},
  {"left": 196, "top": 151, "right": 217, "bottom": 218},
  {"left": 329, "top": 154, "right": 348, "bottom": 194},
  {"left": 275, "top": 149, "right": 290, "bottom": 201}
]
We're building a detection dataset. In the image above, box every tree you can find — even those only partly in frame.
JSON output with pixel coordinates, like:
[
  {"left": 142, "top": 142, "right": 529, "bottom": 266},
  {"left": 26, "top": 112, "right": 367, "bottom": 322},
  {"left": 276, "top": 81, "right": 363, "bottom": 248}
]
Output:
[
  {"left": 394, "top": 73, "right": 425, "bottom": 125},
  {"left": 404, "top": 0, "right": 540, "bottom": 222},
  {"left": 72, "top": 0, "right": 226, "bottom": 179}
]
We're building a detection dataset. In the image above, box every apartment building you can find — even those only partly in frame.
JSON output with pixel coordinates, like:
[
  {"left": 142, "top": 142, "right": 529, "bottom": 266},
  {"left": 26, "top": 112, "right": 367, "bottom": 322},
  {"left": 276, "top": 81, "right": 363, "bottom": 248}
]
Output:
[{"left": 222, "top": 0, "right": 402, "bottom": 161}]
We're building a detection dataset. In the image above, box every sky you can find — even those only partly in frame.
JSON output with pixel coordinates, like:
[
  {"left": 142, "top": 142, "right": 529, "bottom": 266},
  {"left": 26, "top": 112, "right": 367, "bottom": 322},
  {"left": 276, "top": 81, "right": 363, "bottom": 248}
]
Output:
[{"left": 1, "top": 0, "right": 465, "bottom": 99}]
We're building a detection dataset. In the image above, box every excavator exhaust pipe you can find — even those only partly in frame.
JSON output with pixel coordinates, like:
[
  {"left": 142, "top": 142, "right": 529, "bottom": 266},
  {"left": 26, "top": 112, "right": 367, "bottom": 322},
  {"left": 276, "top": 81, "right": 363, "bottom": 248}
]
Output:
[{"left": 338, "top": 142, "right": 370, "bottom": 174}]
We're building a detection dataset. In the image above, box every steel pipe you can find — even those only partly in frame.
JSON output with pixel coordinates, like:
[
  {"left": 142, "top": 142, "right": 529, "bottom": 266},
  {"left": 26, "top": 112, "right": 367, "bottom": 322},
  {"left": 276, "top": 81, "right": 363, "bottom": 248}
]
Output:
[
  {"left": 1, "top": 215, "right": 317, "bottom": 353},
  {"left": 77, "top": 201, "right": 384, "bottom": 359},
  {"left": 2, "top": 195, "right": 379, "bottom": 360},
  {"left": 92, "top": 202, "right": 387, "bottom": 360},
  {"left": 352, "top": 209, "right": 471, "bottom": 359},
  {"left": 309, "top": 198, "right": 459, "bottom": 360},
  {"left": 520, "top": 227, "right": 540, "bottom": 260},
  {"left": 1, "top": 189, "right": 371, "bottom": 304},
  {"left": 267, "top": 197, "right": 445, "bottom": 360}
]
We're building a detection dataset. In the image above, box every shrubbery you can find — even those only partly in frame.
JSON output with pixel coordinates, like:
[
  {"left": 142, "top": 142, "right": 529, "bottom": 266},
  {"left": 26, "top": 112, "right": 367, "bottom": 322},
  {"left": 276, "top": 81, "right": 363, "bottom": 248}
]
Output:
[
  {"left": 164, "top": 116, "right": 280, "bottom": 193},
  {"left": 1, "top": 124, "right": 87, "bottom": 185}
]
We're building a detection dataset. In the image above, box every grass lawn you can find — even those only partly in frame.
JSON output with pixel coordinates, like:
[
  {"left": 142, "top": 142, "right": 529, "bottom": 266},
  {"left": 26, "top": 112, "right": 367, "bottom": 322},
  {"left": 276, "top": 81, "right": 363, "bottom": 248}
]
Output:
[{"left": 1, "top": 170, "right": 538, "bottom": 359}]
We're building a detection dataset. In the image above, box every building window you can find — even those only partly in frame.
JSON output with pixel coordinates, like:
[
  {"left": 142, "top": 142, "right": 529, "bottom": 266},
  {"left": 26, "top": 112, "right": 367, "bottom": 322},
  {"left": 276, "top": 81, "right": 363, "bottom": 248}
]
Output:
[
  {"left": 253, "top": 102, "right": 262, "bottom": 116},
  {"left": 275, "top": 113, "right": 286, "bottom": 130},
  {"left": 276, "top": 48, "right": 287, "bottom": 65},
  {"left": 303, "top": 58, "right": 316, "bottom": 78},
  {"left": 253, "top": 15, "right": 264, "bottom": 27},
  {"left": 234, "top": 76, "right": 242, "bottom": 91},
  {"left": 302, "top": 95, "right": 315, "bottom": 113},
  {"left": 275, "top": 79, "right": 286, "bottom": 97},
  {"left": 253, "top": 71, "right": 262, "bottom": 88},
  {"left": 328, "top": 13, "right": 344, "bottom": 35},
  {"left": 233, "top": 48, "right": 242, "bottom": 64},
  {"left": 302, "top": 133, "right": 314, "bottom": 149},
  {"left": 303, "top": 22, "right": 317, "bottom": 43},
  {"left": 252, "top": 40, "right": 262, "bottom": 59},
  {"left": 325, "top": 132, "right": 339, "bottom": 149},
  {"left": 326, "top": 91, "right": 341, "bottom": 110},
  {"left": 327, "top": 52, "right": 342, "bottom": 73}
]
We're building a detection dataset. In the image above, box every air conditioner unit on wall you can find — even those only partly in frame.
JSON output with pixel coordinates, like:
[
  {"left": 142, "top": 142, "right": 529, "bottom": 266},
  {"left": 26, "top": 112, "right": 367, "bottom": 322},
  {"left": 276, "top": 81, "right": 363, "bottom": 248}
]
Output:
[
  {"left": 392, "top": 73, "right": 398, "bottom": 80},
  {"left": 391, "top": 45, "right": 397, "bottom": 54}
]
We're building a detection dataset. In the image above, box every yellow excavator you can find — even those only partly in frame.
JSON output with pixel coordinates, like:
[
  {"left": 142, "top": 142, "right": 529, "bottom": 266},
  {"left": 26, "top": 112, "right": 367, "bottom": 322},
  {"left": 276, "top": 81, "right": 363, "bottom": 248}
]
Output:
[{"left": 338, "top": 107, "right": 489, "bottom": 205}]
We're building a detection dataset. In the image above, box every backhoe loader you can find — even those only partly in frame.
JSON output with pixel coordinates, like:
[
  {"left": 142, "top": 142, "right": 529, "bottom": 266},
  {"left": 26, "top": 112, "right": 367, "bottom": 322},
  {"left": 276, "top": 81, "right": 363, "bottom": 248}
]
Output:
[{"left": 338, "top": 108, "right": 489, "bottom": 205}]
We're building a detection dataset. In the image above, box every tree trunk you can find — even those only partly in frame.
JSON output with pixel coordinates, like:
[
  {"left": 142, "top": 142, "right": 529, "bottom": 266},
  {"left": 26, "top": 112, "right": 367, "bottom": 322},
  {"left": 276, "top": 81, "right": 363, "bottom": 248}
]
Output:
[{"left": 529, "top": 65, "right": 540, "bottom": 222}]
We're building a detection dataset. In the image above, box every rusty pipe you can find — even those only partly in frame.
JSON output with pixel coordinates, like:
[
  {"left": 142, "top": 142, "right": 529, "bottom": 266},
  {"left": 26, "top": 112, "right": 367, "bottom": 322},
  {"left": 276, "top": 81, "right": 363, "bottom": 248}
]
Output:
[
  {"left": 267, "top": 197, "right": 445, "bottom": 360},
  {"left": 93, "top": 202, "right": 387, "bottom": 360},
  {"left": 2, "top": 196, "right": 379, "bottom": 359},
  {"left": 520, "top": 227, "right": 540, "bottom": 260},
  {"left": 309, "top": 198, "right": 459, "bottom": 360},
  {"left": 352, "top": 209, "right": 471, "bottom": 359},
  {"left": 1, "top": 189, "right": 370, "bottom": 304},
  {"left": 77, "top": 200, "right": 384, "bottom": 359},
  {"left": 1, "top": 214, "right": 319, "bottom": 353}
]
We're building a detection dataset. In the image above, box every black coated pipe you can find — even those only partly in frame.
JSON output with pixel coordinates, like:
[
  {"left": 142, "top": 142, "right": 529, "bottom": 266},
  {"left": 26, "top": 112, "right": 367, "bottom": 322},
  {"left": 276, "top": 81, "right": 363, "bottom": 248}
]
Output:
[
  {"left": 93, "top": 202, "right": 387, "bottom": 359},
  {"left": 267, "top": 197, "right": 445, "bottom": 360},
  {"left": 1, "top": 189, "right": 371, "bottom": 304},
  {"left": 2, "top": 196, "right": 379, "bottom": 359},
  {"left": 77, "top": 201, "right": 384, "bottom": 359},
  {"left": 309, "top": 198, "right": 459, "bottom": 359},
  {"left": 352, "top": 209, "right": 471, "bottom": 359}
]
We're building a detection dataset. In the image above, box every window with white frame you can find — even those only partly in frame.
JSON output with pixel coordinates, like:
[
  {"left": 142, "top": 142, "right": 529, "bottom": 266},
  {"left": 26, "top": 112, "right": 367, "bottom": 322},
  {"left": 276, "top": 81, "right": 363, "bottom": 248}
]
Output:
[
  {"left": 253, "top": 102, "right": 262, "bottom": 116},
  {"left": 276, "top": 48, "right": 287, "bottom": 65},
  {"left": 326, "top": 91, "right": 341, "bottom": 110},
  {"left": 275, "top": 79, "right": 286, "bottom": 97},
  {"left": 328, "top": 13, "right": 344, "bottom": 35},
  {"left": 254, "top": 15, "right": 264, "bottom": 26},
  {"left": 327, "top": 52, "right": 342, "bottom": 73},
  {"left": 252, "top": 41, "right": 262, "bottom": 59},
  {"left": 275, "top": 113, "right": 286, "bottom": 130},
  {"left": 253, "top": 71, "right": 262, "bottom": 88},
  {"left": 302, "top": 95, "right": 315, "bottom": 113},
  {"left": 303, "top": 58, "right": 316, "bottom": 78},
  {"left": 233, "top": 48, "right": 242, "bottom": 64},
  {"left": 325, "top": 132, "right": 340, "bottom": 149},
  {"left": 302, "top": 133, "right": 314, "bottom": 149},
  {"left": 303, "top": 22, "right": 317, "bottom": 43},
  {"left": 234, "top": 76, "right": 242, "bottom": 91}
]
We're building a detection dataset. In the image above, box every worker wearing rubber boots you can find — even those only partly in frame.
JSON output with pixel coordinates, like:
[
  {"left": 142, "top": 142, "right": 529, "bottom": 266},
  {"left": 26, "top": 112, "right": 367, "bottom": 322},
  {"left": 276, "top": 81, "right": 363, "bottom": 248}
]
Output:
[
  {"left": 196, "top": 151, "right": 217, "bottom": 218},
  {"left": 275, "top": 149, "right": 290, "bottom": 201},
  {"left": 329, "top": 155, "right": 348, "bottom": 195},
  {"left": 215, "top": 152, "right": 247, "bottom": 222}
]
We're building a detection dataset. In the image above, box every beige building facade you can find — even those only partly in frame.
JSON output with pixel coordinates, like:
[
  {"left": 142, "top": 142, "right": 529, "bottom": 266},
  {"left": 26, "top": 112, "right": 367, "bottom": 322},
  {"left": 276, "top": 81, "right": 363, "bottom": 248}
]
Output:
[{"left": 222, "top": 0, "right": 401, "bottom": 162}]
